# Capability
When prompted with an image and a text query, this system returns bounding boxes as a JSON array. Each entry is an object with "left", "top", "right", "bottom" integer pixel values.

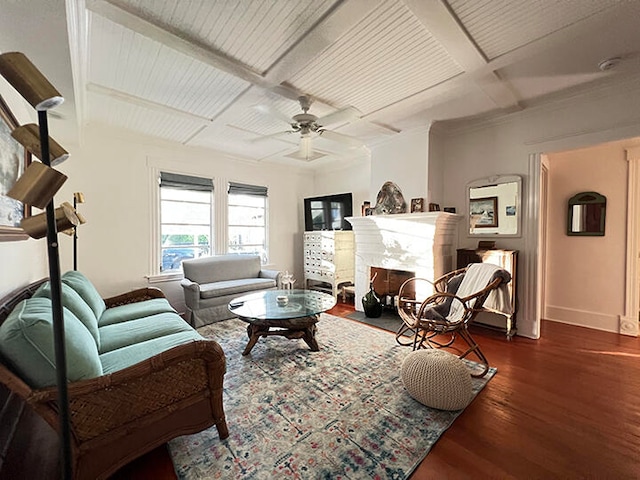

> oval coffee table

[{"left": 228, "top": 289, "right": 336, "bottom": 355}]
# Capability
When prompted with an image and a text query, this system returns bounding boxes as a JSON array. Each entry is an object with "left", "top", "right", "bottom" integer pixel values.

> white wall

[
  {"left": 433, "top": 72, "right": 640, "bottom": 339},
  {"left": 52, "top": 125, "right": 313, "bottom": 312},
  {"left": 369, "top": 127, "right": 429, "bottom": 206},
  {"left": 313, "top": 154, "right": 371, "bottom": 218}
]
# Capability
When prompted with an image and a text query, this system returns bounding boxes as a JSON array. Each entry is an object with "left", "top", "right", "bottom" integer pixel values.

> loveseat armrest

[
  {"left": 180, "top": 278, "right": 202, "bottom": 308},
  {"left": 103, "top": 287, "right": 166, "bottom": 308},
  {"left": 259, "top": 269, "right": 282, "bottom": 288},
  {"left": 28, "top": 340, "right": 228, "bottom": 477}
]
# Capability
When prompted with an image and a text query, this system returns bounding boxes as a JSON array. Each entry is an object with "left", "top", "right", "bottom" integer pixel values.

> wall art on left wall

[{"left": 0, "top": 94, "right": 30, "bottom": 241}]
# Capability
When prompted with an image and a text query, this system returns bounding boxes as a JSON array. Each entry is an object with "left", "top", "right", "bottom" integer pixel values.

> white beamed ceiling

[{"left": 2, "top": 0, "right": 639, "bottom": 168}]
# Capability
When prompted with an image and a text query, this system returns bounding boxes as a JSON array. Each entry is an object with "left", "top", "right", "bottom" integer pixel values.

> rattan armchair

[
  {"left": 396, "top": 263, "right": 511, "bottom": 377},
  {"left": 0, "top": 280, "right": 228, "bottom": 480}
]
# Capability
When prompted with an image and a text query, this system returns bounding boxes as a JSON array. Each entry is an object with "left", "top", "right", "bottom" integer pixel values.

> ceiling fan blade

[
  {"left": 318, "top": 129, "right": 364, "bottom": 148},
  {"left": 253, "top": 104, "right": 293, "bottom": 125},
  {"left": 249, "top": 130, "right": 294, "bottom": 143},
  {"left": 317, "top": 106, "right": 361, "bottom": 127}
]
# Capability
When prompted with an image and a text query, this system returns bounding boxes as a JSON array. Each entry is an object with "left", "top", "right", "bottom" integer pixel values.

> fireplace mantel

[{"left": 346, "top": 212, "right": 461, "bottom": 311}]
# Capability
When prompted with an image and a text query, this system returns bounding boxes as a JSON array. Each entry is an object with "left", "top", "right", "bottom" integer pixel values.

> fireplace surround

[{"left": 347, "top": 212, "right": 461, "bottom": 312}]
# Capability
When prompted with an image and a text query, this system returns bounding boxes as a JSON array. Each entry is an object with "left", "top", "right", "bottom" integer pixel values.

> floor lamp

[{"left": 0, "top": 52, "right": 74, "bottom": 480}]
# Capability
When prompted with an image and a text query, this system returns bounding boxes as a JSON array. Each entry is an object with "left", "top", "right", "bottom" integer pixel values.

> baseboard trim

[{"left": 545, "top": 305, "right": 619, "bottom": 333}]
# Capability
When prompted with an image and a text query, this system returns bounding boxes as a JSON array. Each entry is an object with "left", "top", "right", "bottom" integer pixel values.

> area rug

[
  {"left": 168, "top": 314, "right": 496, "bottom": 479},
  {"left": 346, "top": 309, "right": 406, "bottom": 336}
]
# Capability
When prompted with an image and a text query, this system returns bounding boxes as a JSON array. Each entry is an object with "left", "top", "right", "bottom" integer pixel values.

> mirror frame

[
  {"left": 567, "top": 191, "right": 606, "bottom": 236},
  {"left": 467, "top": 174, "right": 522, "bottom": 238}
]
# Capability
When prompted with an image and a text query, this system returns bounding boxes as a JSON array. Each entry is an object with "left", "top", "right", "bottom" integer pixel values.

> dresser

[
  {"left": 456, "top": 248, "right": 518, "bottom": 338},
  {"left": 304, "top": 231, "right": 354, "bottom": 297}
]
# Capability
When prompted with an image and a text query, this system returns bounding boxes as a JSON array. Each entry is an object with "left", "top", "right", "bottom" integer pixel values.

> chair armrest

[
  {"left": 259, "top": 269, "right": 282, "bottom": 288},
  {"left": 28, "top": 340, "right": 228, "bottom": 444},
  {"left": 103, "top": 287, "right": 166, "bottom": 308}
]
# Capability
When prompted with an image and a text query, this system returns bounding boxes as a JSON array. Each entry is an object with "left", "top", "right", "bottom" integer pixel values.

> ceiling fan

[{"left": 253, "top": 95, "right": 363, "bottom": 160}]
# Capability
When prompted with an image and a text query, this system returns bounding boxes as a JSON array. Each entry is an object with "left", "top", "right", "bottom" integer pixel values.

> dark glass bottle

[{"left": 362, "top": 281, "right": 383, "bottom": 318}]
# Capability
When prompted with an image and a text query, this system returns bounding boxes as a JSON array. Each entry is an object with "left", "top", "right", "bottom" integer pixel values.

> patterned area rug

[{"left": 168, "top": 314, "right": 496, "bottom": 479}]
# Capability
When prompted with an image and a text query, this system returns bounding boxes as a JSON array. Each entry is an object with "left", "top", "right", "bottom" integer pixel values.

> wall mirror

[
  {"left": 567, "top": 191, "right": 606, "bottom": 236},
  {"left": 467, "top": 175, "right": 522, "bottom": 237}
]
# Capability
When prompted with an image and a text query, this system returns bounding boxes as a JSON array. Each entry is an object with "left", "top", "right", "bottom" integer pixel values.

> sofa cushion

[
  {"left": 61, "top": 271, "right": 106, "bottom": 321},
  {"left": 200, "top": 278, "right": 276, "bottom": 299},
  {"left": 33, "top": 281, "right": 100, "bottom": 348},
  {"left": 99, "top": 330, "right": 204, "bottom": 374},
  {"left": 183, "top": 254, "right": 261, "bottom": 285},
  {"left": 0, "top": 298, "right": 103, "bottom": 388},
  {"left": 98, "top": 298, "right": 177, "bottom": 327},
  {"left": 98, "top": 312, "right": 193, "bottom": 353}
]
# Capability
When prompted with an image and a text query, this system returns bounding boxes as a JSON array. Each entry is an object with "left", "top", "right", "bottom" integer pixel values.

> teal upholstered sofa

[
  {"left": 181, "top": 254, "right": 282, "bottom": 327},
  {"left": 0, "top": 271, "right": 228, "bottom": 480}
]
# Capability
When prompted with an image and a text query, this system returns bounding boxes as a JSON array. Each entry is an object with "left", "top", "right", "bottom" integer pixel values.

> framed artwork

[
  {"left": 361, "top": 201, "right": 371, "bottom": 216},
  {"left": 428, "top": 203, "right": 440, "bottom": 212},
  {"left": 410, "top": 197, "right": 423, "bottom": 213},
  {"left": 0, "top": 95, "right": 30, "bottom": 241},
  {"left": 470, "top": 196, "right": 498, "bottom": 228}
]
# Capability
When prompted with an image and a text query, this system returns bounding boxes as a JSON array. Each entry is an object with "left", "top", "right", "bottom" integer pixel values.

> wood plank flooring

[{"left": 6, "top": 302, "right": 640, "bottom": 479}]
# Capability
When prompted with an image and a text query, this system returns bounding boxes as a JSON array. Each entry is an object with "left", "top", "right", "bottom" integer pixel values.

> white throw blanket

[{"left": 447, "top": 263, "right": 511, "bottom": 322}]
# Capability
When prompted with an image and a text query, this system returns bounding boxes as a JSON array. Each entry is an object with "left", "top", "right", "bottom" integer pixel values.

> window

[
  {"left": 227, "top": 182, "right": 268, "bottom": 263},
  {"left": 159, "top": 172, "right": 213, "bottom": 273}
]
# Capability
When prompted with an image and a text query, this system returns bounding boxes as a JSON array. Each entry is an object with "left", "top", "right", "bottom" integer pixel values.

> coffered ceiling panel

[
  {"left": 448, "top": 0, "right": 623, "bottom": 61},
  {"left": 112, "top": 0, "right": 338, "bottom": 74},
  {"left": 88, "top": 93, "right": 205, "bottom": 143},
  {"left": 89, "top": 14, "right": 249, "bottom": 119},
  {"left": 288, "top": 0, "right": 464, "bottom": 115}
]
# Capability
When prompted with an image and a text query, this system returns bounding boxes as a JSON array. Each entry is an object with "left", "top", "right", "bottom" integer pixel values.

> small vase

[{"left": 362, "top": 282, "right": 383, "bottom": 318}]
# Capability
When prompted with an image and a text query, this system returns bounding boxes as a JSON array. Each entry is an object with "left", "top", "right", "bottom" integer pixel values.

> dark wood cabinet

[{"left": 457, "top": 248, "right": 518, "bottom": 338}]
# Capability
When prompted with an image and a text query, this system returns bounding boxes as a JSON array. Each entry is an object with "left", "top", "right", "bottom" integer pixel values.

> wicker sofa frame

[{"left": 0, "top": 279, "right": 228, "bottom": 480}]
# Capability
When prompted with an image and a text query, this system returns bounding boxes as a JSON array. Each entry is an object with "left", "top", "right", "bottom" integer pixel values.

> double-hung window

[
  {"left": 159, "top": 172, "right": 213, "bottom": 273},
  {"left": 227, "top": 182, "right": 268, "bottom": 263}
]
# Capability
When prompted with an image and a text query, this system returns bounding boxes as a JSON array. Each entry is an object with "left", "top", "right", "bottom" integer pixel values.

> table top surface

[{"left": 228, "top": 289, "right": 336, "bottom": 321}]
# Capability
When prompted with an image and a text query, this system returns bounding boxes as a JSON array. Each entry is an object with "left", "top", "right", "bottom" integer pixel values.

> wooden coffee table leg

[
  {"left": 243, "top": 324, "right": 268, "bottom": 356},
  {"left": 302, "top": 324, "right": 319, "bottom": 352}
]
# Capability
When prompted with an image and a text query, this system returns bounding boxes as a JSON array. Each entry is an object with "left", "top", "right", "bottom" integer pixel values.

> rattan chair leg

[
  {"left": 395, "top": 323, "right": 417, "bottom": 346},
  {"left": 456, "top": 328, "right": 490, "bottom": 378}
]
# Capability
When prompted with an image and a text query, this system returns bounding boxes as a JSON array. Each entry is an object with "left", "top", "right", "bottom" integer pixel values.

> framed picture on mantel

[{"left": 410, "top": 198, "right": 423, "bottom": 213}]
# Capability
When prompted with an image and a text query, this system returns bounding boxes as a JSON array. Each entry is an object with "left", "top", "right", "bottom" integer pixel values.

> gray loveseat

[{"left": 181, "top": 254, "right": 282, "bottom": 327}]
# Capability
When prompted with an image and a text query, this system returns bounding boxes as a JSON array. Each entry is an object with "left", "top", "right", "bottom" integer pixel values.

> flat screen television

[{"left": 304, "top": 193, "right": 353, "bottom": 231}]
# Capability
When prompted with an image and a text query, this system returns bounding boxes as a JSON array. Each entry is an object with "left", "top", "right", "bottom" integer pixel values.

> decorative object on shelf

[
  {"left": 364, "top": 207, "right": 374, "bottom": 216},
  {"left": 362, "top": 272, "right": 383, "bottom": 318},
  {"left": 469, "top": 196, "right": 498, "bottom": 228},
  {"left": 478, "top": 240, "right": 496, "bottom": 249},
  {"left": 428, "top": 202, "right": 440, "bottom": 212},
  {"left": 373, "top": 181, "right": 407, "bottom": 214},
  {"left": 567, "top": 191, "right": 606, "bottom": 236},
  {"left": 0, "top": 51, "right": 73, "bottom": 479},
  {"left": 444, "top": 207, "right": 456, "bottom": 213},
  {"left": 281, "top": 271, "right": 295, "bottom": 290},
  {"left": 0, "top": 94, "right": 30, "bottom": 240},
  {"left": 361, "top": 201, "right": 370, "bottom": 216},
  {"left": 410, "top": 197, "right": 423, "bottom": 213}
]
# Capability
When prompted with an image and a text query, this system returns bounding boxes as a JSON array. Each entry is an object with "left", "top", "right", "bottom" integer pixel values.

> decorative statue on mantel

[{"left": 373, "top": 181, "right": 407, "bottom": 214}]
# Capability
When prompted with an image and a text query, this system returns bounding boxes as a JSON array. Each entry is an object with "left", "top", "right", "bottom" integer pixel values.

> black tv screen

[{"left": 304, "top": 193, "right": 353, "bottom": 231}]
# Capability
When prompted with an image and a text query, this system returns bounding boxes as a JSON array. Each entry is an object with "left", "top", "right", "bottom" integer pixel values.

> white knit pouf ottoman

[{"left": 401, "top": 349, "right": 473, "bottom": 411}]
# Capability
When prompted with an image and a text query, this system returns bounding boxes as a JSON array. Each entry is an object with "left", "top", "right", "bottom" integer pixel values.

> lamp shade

[
  {"left": 11, "top": 124, "right": 69, "bottom": 166},
  {"left": 20, "top": 202, "right": 79, "bottom": 239},
  {"left": 7, "top": 161, "right": 67, "bottom": 209},
  {"left": 0, "top": 52, "right": 64, "bottom": 111}
]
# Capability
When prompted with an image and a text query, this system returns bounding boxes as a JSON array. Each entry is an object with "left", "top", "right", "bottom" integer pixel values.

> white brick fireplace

[{"left": 346, "top": 212, "right": 461, "bottom": 311}]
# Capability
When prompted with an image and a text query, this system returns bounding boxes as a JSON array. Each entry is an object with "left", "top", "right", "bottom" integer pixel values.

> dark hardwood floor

[{"left": 6, "top": 301, "right": 640, "bottom": 479}]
